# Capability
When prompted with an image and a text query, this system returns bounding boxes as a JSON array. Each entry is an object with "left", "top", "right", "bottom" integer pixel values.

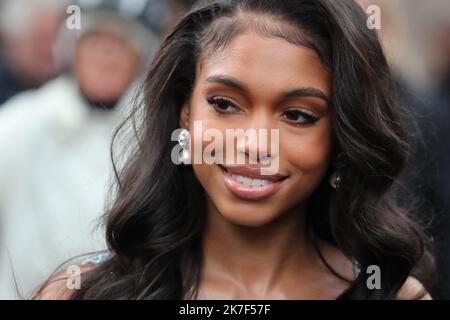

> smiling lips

[{"left": 219, "top": 165, "right": 288, "bottom": 201}]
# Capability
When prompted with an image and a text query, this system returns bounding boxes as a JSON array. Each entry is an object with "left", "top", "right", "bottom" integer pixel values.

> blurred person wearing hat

[{"left": 0, "top": 0, "right": 175, "bottom": 299}]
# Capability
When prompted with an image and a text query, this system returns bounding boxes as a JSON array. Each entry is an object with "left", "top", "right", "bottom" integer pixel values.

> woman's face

[{"left": 180, "top": 31, "right": 333, "bottom": 227}]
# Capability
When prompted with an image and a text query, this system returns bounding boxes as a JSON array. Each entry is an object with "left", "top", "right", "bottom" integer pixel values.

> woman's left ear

[{"left": 179, "top": 103, "right": 190, "bottom": 129}]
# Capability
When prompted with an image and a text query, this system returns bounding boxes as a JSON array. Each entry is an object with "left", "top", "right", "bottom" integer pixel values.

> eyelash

[
  {"left": 281, "top": 109, "right": 319, "bottom": 125},
  {"left": 207, "top": 96, "right": 320, "bottom": 125},
  {"left": 207, "top": 97, "right": 240, "bottom": 114}
]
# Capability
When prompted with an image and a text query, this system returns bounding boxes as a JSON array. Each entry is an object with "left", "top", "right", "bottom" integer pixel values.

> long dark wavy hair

[{"left": 65, "top": 0, "right": 434, "bottom": 299}]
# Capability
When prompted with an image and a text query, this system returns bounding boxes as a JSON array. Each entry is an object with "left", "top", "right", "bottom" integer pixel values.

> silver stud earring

[
  {"left": 330, "top": 152, "right": 347, "bottom": 189},
  {"left": 178, "top": 129, "right": 191, "bottom": 165},
  {"left": 329, "top": 171, "right": 341, "bottom": 189}
]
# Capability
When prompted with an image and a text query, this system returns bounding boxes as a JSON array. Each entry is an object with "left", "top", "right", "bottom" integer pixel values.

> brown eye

[
  {"left": 281, "top": 109, "right": 319, "bottom": 125},
  {"left": 207, "top": 97, "right": 240, "bottom": 113}
]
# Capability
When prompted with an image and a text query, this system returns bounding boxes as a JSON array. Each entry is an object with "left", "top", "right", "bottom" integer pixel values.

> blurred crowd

[
  {"left": 0, "top": 0, "right": 448, "bottom": 299},
  {"left": 357, "top": 0, "right": 450, "bottom": 298},
  {"left": 0, "top": 0, "right": 196, "bottom": 299}
]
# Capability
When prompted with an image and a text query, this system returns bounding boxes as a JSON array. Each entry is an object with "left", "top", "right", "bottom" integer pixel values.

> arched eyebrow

[
  {"left": 205, "top": 75, "right": 249, "bottom": 92},
  {"left": 205, "top": 74, "right": 330, "bottom": 104},
  {"left": 283, "top": 87, "right": 330, "bottom": 104}
]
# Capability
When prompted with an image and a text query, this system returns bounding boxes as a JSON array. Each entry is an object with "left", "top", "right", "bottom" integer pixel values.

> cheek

[
  {"left": 281, "top": 121, "right": 333, "bottom": 176},
  {"left": 188, "top": 98, "right": 232, "bottom": 158},
  {"left": 187, "top": 104, "right": 225, "bottom": 187}
]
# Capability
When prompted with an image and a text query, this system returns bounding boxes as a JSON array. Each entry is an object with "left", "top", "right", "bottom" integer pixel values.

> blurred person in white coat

[{"left": 0, "top": 0, "right": 172, "bottom": 299}]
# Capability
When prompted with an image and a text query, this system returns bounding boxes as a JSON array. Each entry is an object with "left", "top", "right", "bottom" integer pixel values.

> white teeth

[{"left": 232, "top": 174, "right": 271, "bottom": 188}]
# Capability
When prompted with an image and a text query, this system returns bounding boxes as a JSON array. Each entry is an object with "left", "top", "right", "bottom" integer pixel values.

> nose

[{"left": 235, "top": 111, "right": 277, "bottom": 165}]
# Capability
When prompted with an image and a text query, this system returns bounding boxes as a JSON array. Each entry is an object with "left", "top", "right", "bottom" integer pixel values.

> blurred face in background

[
  {"left": 74, "top": 32, "right": 140, "bottom": 105},
  {"left": 2, "top": 12, "right": 61, "bottom": 87}
]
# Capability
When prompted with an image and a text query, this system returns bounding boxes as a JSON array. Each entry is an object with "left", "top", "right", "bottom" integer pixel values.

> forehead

[{"left": 197, "top": 31, "right": 331, "bottom": 97}]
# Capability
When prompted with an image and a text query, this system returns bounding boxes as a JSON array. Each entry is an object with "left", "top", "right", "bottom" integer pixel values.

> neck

[{"left": 201, "top": 197, "right": 315, "bottom": 296}]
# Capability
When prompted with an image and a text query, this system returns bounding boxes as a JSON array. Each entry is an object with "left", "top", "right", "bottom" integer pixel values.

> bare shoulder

[
  {"left": 32, "top": 264, "right": 95, "bottom": 300},
  {"left": 397, "top": 276, "right": 432, "bottom": 300},
  {"left": 315, "top": 241, "right": 432, "bottom": 300},
  {"left": 33, "top": 251, "right": 111, "bottom": 300}
]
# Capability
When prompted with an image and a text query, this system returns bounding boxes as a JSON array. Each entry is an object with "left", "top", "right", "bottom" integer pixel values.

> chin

[{"left": 213, "top": 200, "right": 283, "bottom": 228}]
